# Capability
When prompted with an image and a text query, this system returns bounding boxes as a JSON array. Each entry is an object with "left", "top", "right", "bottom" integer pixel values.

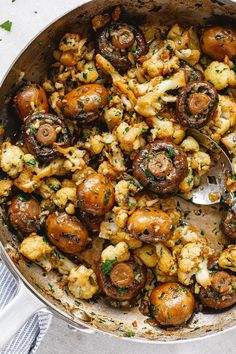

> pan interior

[{"left": 1, "top": 0, "right": 236, "bottom": 342}]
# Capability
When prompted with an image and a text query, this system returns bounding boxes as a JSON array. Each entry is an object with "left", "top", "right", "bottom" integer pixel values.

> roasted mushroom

[
  {"left": 97, "top": 22, "right": 147, "bottom": 72},
  {"left": 127, "top": 207, "right": 173, "bottom": 243},
  {"left": 79, "top": 211, "right": 103, "bottom": 235},
  {"left": 177, "top": 81, "right": 218, "bottom": 128},
  {"left": 133, "top": 141, "right": 188, "bottom": 194},
  {"left": 97, "top": 257, "right": 147, "bottom": 300},
  {"left": 46, "top": 212, "right": 89, "bottom": 254},
  {"left": 201, "top": 26, "right": 236, "bottom": 61},
  {"left": 180, "top": 61, "right": 204, "bottom": 83},
  {"left": 13, "top": 84, "right": 48, "bottom": 121},
  {"left": 23, "top": 113, "right": 71, "bottom": 161},
  {"left": 8, "top": 195, "right": 40, "bottom": 235},
  {"left": 199, "top": 271, "right": 236, "bottom": 309},
  {"left": 221, "top": 209, "right": 236, "bottom": 240},
  {"left": 77, "top": 173, "right": 115, "bottom": 216},
  {"left": 62, "top": 84, "right": 108, "bottom": 123},
  {"left": 150, "top": 283, "right": 195, "bottom": 326}
]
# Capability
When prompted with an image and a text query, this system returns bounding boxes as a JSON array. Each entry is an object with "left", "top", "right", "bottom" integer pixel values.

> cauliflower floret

[
  {"left": 50, "top": 249, "right": 75, "bottom": 275},
  {"left": 53, "top": 187, "right": 77, "bottom": 209},
  {"left": 35, "top": 158, "right": 69, "bottom": 180},
  {"left": 135, "top": 245, "right": 158, "bottom": 267},
  {"left": 68, "top": 265, "right": 98, "bottom": 300},
  {"left": 38, "top": 177, "right": 61, "bottom": 199},
  {"left": 181, "top": 136, "right": 199, "bottom": 152},
  {"left": 178, "top": 165, "right": 194, "bottom": 194},
  {"left": 191, "top": 151, "right": 211, "bottom": 176},
  {"left": 59, "top": 33, "right": 80, "bottom": 51},
  {"left": 155, "top": 243, "right": 177, "bottom": 278},
  {"left": 205, "top": 61, "right": 236, "bottom": 90},
  {"left": 114, "top": 180, "right": 138, "bottom": 209},
  {"left": 14, "top": 169, "right": 41, "bottom": 193},
  {"left": 20, "top": 233, "right": 53, "bottom": 261},
  {"left": 0, "top": 178, "right": 13, "bottom": 199},
  {"left": 104, "top": 107, "right": 123, "bottom": 130},
  {"left": 149, "top": 117, "right": 174, "bottom": 140},
  {"left": 218, "top": 245, "right": 236, "bottom": 272},
  {"left": 167, "top": 225, "right": 199, "bottom": 248},
  {"left": 103, "top": 138, "right": 126, "bottom": 172},
  {"left": 221, "top": 131, "right": 236, "bottom": 155},
  {"left": 177, "top": 241, "right": 212, "bottom": 287},
  {"left": 101, "top": 241, "right": 130, "bottom": 262},
  {"left": 116, "top": 122, "right": 148, "bottom": 152},
  {"left": 56, "top": 146, "right": 87, "bottom": 172},
  {"left": 98, "top": 161, "right": 118, "bottom": 179},
  {"left": 77, "top": 61, "right": 99, "bottom": 83},
  {"left": 0, "top": 142, "right": 24, "bottom": 178},
  {"left": 85, "top": 134, "right": 104, "bottom": 155}
]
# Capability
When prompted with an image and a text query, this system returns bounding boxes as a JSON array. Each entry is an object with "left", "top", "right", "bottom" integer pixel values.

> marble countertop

[{"left": 0, "top": 0, "right": 235, "bottom": 353}]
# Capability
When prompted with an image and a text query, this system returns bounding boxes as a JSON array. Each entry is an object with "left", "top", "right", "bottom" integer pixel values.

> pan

[{"left": 1, "top": 0, "right": 236, "bottom": 348}]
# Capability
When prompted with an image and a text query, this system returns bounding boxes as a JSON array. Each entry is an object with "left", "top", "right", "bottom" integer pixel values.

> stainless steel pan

[{"left": 1, "top": 0, "right": 236, "bottom": 348}]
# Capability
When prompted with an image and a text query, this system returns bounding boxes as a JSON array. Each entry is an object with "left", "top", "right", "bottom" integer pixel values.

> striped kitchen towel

[{"left": 0, "top": 259, "right": 52, "bottom": 354}]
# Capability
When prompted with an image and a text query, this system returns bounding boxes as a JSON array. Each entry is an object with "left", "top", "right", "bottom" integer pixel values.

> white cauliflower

[
  {"left": 77, "top": 61, "right": 99, "bottom": 83},
  {"left": 68, "top": 265, "right": 98, "bottom": 300},
  {"left": 177, "top": 240, "right": 212, "bottom": 287},
  {"left": 168, "top": 225, "right": 199, "bottom": 248},
  {"left": 221, "top": 131, "right": 236, "bottom": 155},
  {"left": 155, "top": 243, "right": 177, "bottom": 280},
  {"left": 101, "top": 241, "right": 130, "bottom": 262},
  {"left": 0, "top": 179, "right": 13, "bottom": 199},
  {"left": 218, "top": 245, "right": 236, "bottom": 272},
  {"left": 56, "top": 146, "right": 87, "bottom": 172},
  {"left": 14, "top": 169, "right": 41, "bottom": 193},
  {"left": 104, "top": 107, "right": 123, "bottom": 129},
  {"left": 103, "top": 136, "right": 126, "bottom": 172},
  {"left": 0, "top": 142, "right": 24, "bottom": 178},
  {"left": 205, "top": 61, "right": 236, "bottom": 90},
  {"left": 116, "top": 122, "right": 148, "bottom": 152},
  {"left": 191, "top": 151, "right": 211, "bottom": 177},
  {"left": 53, "top": 187, "right": 77, "bottom": 209},
  {"left": 135, "top": 245, "right": 158, "bottom": 267},
  {"left": 50, "top": 249, "right": 76, "bottom": 275},
  {"left": 38, "top": 177, "right": 61, "bottom": 199},
  {"left": 20, "top": 234, "right": 53, "bottom": 261},
  {"left": 114, "top": 180, "right": 138, "bottom": 209},
  {"left": 181, "top": 136, "right": 199, "bottom": 152}
]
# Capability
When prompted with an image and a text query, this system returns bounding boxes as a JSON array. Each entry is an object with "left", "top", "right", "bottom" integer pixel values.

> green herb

[
  {"left": 141, "top": 128, "right": 147, "bottom": 134},
  {"left": 118, "top": 288, "right": 127, "bottom": 296},
  {"left": 200, "top": 230, "right": 205, "bottom": 236},
  {"left": 0, "top": 20, "right": 12, "bottom": 32},
  {"left": 104, "top": 188, "right": 111, "bottom": 206},
  {"left": 100, "top": 259, "right": 116, "bottom": 275},
  {"left": 166, "top": 36, "right": 172, "bottom": 40},
  {"left": 37, "top": 40, "right": 44, "bottom": 46},
  {"left": 77, "top": 199, "right": 83, "bottom": 207},
  {"left": 48, "top": 283, "right": 55, "bottom": 293},
  {"left": 142, "top": 167, "right": 155, "bottom": 180},
  {"left": 48, "top": 183, "right": 60, "bottom": 192},
  {"left": 129, "top": 111, "right": 135, "bottom": 116},
  {"left": 124, "top": 127, "right": 129, "bottom": 133},
  {"left": 181, "top": 286, "right": 188, "bottom": 294},
  {"left": 17, "top": 194, "right": 26, "bottom": 202},
  {"left": 27, "top": 158, "right": 36, "bottom": 167},
  {"left": 83, "top": 72, "right": 88, "bottom": 80},
  {"left": 146, "top": 251, "right": 154, "bottom": 256},
  {"left": 75, "top": 299, "right": 81, "bottom": 305},
  {"left": 29, "top": 125, "right": 37, "bottom": 135},
  {"left": 126, "top": 330, "right": 135, "bottom": 337},
  {"left": 43, "top": 236, "right": 49, "bottom": 244},
  {"left": 166, "top": 44, "right": 172, "bottom": 51},
  {"left": 166, "top": 148, "right": 175, "bottom": 159}
]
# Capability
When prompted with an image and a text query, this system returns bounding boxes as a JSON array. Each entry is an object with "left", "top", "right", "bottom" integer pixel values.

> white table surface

[{"left": 0, "top": 0, "right": 236, "bottom": 353}]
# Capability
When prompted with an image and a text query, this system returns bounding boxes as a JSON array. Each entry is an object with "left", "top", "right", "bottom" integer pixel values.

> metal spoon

[{"left": 187, "top": 128, "right": 236, "bottom": 212}]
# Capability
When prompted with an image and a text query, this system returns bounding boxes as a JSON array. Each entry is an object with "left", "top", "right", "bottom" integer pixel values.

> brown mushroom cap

[
  {"left": 46, "top": 212, "right": 89, "bottom": 254},
  {"left": 62, "top": 84, "right": 108, "bottom": 123},
  {"left": 8, "top": 195, "right": 40, "bottom": 235},
  {"left": 177, "top": 81, "right": 218, "bottom": 128},
  {"left": 127, "top": 207, "right": 173, "bottom": 243},
  {"left": 133, "top": 141, "right": 188, "bottom": 194},
  {"left": 13, "top": 84, "right": 49, "bottom": 121},
  {"left": 23, "top": 113, "right": 71, "bottom": 162},
  {"left": 221, "top": 209, "right": 236, "bottom": 240},
  {"left": 150, "top": 283, "right": 195, "bottom": 326},
  {"left": 97, "top": 22, "right": 147, "bottom": 72},
  {"left": 97, "top": 257, "right": 147, "bottom": 301},
  {"left": 201, "top": 26, "right": 236, "bottom": 61},
  {"left": 77, "top": 173, "right": 115, "bottom": 216},
  {"left": 199, "top": 271, "right": 236, "bottom": 309}
]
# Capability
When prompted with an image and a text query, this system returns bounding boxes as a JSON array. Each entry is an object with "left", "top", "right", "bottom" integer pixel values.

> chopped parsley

[
  {"left": 100, "top": 259, "right": 116, "bottom": 275},
  {"left": 48, "top": 183, "right": 60, "bottom": 192},
  {"left": 166, "top": 148, "right": 175, "bottom": 159},
  {"left": 83, "top": 72, "right": 88, "bottom": 80},
  {"left": 27, "top": 158, "right": 36, "bottom": 167},
  {"left": 43, "top": 236, "right": 50, "bottom": 244},
  {"left": 48, "top": 283, "right": 55, "bottom": 293},
  {"left": 104, "top": 188, "right": 111, "bottom": 206},
  {"left": 17, "top": 194, "right": 26, "bottom": 202},
  {"left": 0, "top": 20, "right": 12, "bottom": 32},
  {"left": 37, "top": 40, "right": 44, "bottom": 46}
]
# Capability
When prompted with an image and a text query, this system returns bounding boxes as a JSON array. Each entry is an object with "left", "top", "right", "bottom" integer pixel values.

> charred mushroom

[
  {"left": 77, "top": 173, "right": 115, "bottom": 216},
  {"left": 201, "top": 26, "right": 236, "bottom": 61},
  {"left": 97, "top": 257, "right": 147, "bottom": 300},
  {"left": 177, "top": 81, "right": 218, "bottom": 128},
  {"left": 180, "top": 61, "right": 204, "bottom": 83},
  {"left": 97, "top": 22, "right": 147, "bottom": 72},
  {"left": 133, "top": 141, "right": 188, "bottom": 194},
  {"left": 46, "top": 212, "right": 89, "bottom": 254},
  {"left": 13, "top": 84, "right": 49, "bottom": 121},
  {"left": 8, "top": 195, "right": 40, "bottom": 235},
  {"left": 199, "top": 271, "right": 236, "bottom": 309},
  {"left": 150, "top": 283, "right": 195, "bottom": 326},
  {"left": 23, "top": 113, "right": 71, "bottom": 161},
  {"left": 127, "top": 207, "right": 173, "bottom": 243},
  {"left": 62, "top": 84, "right": 108, "bottom": 123},
  {"left": 79, "top": 211, "right": 103, "bottom": 235},
  {"left": 221, "top": 209, "right": 236, "bottom": 240}
]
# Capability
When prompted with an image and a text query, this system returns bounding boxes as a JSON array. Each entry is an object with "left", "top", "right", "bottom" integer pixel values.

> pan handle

[{"left": 0, "top": 279, "right": 47, "bottom": 349}]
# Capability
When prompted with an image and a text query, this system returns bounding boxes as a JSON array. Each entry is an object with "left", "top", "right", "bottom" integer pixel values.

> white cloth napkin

[{"left": 0, "top": 259, "right": 52, "bottom": 354}]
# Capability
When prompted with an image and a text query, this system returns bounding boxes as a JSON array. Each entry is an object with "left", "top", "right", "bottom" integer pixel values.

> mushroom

[
  {"left": 127, "top": 207, "right": 173, "bottom": 243},
  {"left": 180, "top": 61, "right": 204, "bottom": 83},
  {"left": 201, "top": 26, "right": 236, "bottom": 61},
  {"left": 46, "top": 212, "right": 89, "bottom": 254},
  {"left": 199, "top": 271, "right": 236, "bottom": 309},
  {"left": 177, "top": 81, "right": 218, "bottom": 128},
  {"left": 221, "top": 209, "right": 236, "bottom": 240},
  {"left": 96, "top": 257, "right": 147, "bottom": 300},
  {"left": 13, "top": 84, "right": 49, "bottom": 121},
  {"left": 79, "top": 211, "right": 103, "bottom": 235},
  {"left": 133, "top": 141, "right": 188, "bottom": 194},
  {"left": 77, "top": 173, "right": 115, "bottom": 216},
  {"left": 97, "top": 22, "right": 147, "bottom": 72},
  {"left": 23, "top": 113, "right": 71, "bottom": 162},
  {"left": 8, "top": 195, "right": 40, "bottom": 235},
  {"left": 150, "top": 282, "right": 195, "bottom": 326},
  {"left": 62, "top": 84, "right": 108, "bottom": 123}
]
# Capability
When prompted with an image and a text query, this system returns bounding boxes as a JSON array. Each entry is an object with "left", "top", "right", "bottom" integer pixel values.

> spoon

[{"left": 187, "top": 128, "right": 236, "bottom": 212}]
